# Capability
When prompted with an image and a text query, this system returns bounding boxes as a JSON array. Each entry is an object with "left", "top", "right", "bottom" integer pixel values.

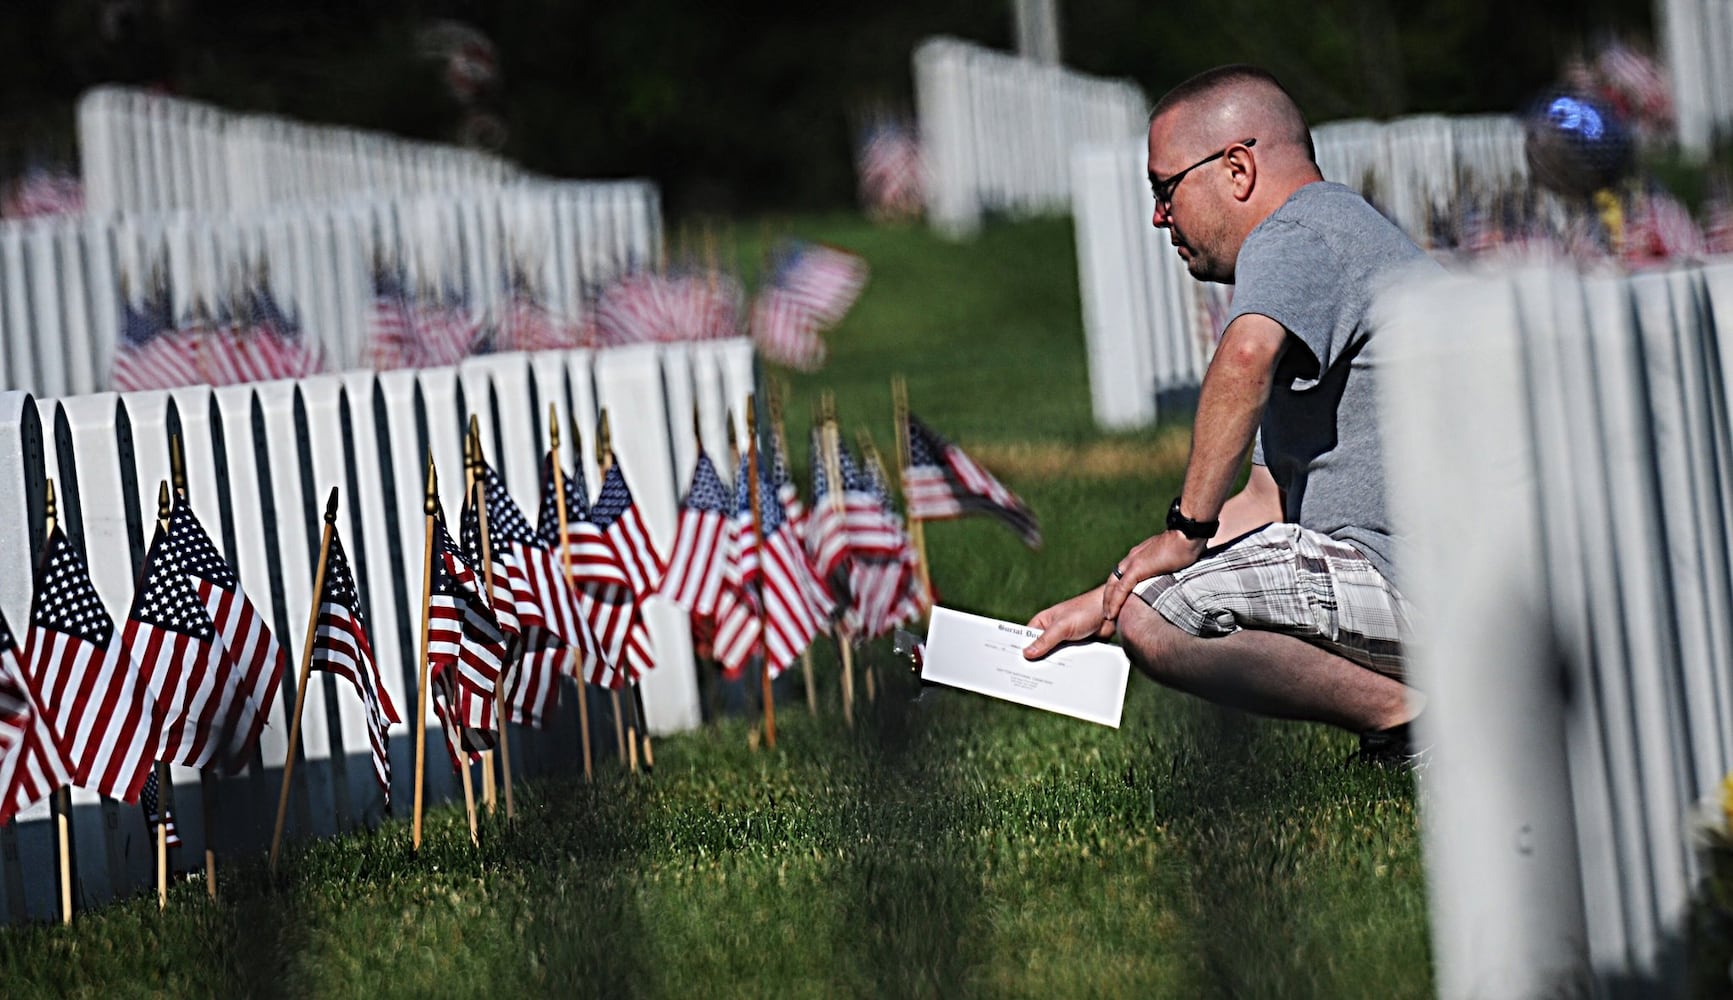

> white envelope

[{"left": 921, "top": 606, "right": 1131, "bottom": 728}]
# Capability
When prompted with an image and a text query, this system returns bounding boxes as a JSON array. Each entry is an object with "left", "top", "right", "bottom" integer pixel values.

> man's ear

[{"left": 1227, "top": 144, "right": 1257, "bottom": 203}]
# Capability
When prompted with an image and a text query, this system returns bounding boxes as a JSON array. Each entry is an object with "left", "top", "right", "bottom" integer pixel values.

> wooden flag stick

[
  {"left": 891, "top": 376, "right": 932, "bottom": 614},
  {"left": 44, "top": 482, "right": 73, "bottom": 925},
  {"left": 460, "top": 750, "right": 478, "bottom": 846},
  {"left": 467, "top": 423, "right": 513, "bottom": 819},
  {"left": 746, "top": 396, "right": 776, "bottom": 749},
  {"left": 269, "top": 487, "right": 339, "bottom": 875},
  {"left": 598, "top": 412, "right": 643, "bottom": 774},
  {"left": 550, "top": 408, "right": 593, "bottom": 782},
  {"left": 820, "top": 396, "right": 854, "bottom": 728},
  {"left": 412, "top": 455, "right": 437, "bottom": 852},
  {"left": 154, "top": 483, "right": 172, "bottom": 912},
  {"left": 169, "top": 434, "right": 219, "bottom": 901}
]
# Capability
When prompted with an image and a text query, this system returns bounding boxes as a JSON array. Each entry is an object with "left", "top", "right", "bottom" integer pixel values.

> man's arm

[{"left": 1098, "top": 312, "right": 1288, "bottom": 620}]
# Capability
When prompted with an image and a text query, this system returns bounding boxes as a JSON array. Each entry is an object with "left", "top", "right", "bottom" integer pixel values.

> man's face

[{"left": 1147, "top": 115, "right": 1235, "bottom": 283}]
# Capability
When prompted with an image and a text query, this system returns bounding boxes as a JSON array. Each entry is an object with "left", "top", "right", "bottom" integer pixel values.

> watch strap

[{"left": 1166, "top": 496, "right": 1219, "bottom": 540}]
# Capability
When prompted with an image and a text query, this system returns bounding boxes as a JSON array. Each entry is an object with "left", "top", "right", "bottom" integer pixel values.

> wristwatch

[{"left": 1165, "top": 496, "right": 1219, "bottom": 541}]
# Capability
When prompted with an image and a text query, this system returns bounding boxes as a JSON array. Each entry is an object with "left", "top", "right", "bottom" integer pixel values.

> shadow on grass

[
  {"left": 836, "top": 649, "right": 983, "bottom": 998},
  {"left": 1144, "top": 705, "right": 1430, "bottom": 1000}
]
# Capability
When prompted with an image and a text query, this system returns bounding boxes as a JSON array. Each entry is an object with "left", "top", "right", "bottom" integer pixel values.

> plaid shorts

[{"left": 1131, "top": 522, "right": 1412, "bottom": 679}]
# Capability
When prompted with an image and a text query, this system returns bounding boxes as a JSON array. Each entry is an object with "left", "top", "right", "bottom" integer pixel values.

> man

[{"left": 1023, "top": 65, "right": 1437, "bottom": 762}]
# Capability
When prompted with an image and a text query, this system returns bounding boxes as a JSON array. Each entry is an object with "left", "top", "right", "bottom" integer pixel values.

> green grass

[{"left": 0, "top": 215, "right": 1429, "bottom": 998}]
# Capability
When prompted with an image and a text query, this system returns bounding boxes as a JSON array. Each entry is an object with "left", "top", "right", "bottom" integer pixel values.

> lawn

[{"left": 0, "top": 214, "right": 1431, "bottom": 998}]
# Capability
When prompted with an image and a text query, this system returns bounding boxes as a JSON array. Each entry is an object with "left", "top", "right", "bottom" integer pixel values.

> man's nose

[{"left": 1151, "top": 200, "right": 1171, "bottom": 228}]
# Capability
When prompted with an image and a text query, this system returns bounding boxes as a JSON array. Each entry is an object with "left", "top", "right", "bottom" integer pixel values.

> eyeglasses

[{"left": 1149, "top": 138, "right": 1257, "bottom": 210}]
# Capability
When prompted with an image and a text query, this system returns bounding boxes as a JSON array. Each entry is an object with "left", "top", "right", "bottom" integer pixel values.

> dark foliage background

[{"left": 0, "top": 0, "right": 1654, "bottom": 218}]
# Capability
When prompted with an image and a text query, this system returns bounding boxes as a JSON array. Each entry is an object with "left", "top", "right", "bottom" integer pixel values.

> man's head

[{"left": 1146, "top": 66, "right": 1321, "bottom": 283}]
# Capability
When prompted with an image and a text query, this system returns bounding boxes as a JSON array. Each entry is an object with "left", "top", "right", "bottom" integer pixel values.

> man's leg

[{"left": 1115, "top": 597, "right": 1417, "bottom": 733}]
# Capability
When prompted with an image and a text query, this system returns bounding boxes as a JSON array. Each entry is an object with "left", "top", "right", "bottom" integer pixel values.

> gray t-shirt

[{"left": 1227, "top": 181, "right": 1438, "bottom": 584}]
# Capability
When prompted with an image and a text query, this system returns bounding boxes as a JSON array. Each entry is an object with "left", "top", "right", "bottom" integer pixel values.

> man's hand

[
  {"left": 1023, "top": 586, "right": 1114, "bottom": 660},
  {"left": 1100, "top": 530, "right": 1207, "bottom": 621}
]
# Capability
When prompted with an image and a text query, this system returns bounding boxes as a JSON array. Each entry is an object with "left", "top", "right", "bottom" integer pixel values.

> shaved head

[
  {"left": 1145, "top": 65, "right": 1322, "bottom": 283},
  {"left": 1149, "top": 65, "right": 1315, "bottom": 166}
]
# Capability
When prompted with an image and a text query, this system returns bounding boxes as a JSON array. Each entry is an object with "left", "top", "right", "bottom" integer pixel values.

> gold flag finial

[
  {"left": 424, "top": 452, "right": 439, "bottom": 516},
  {"left": 324, "top": 487, "right": 340, "bottom": 524},
  {"left": 169, "top": 432, "right": 186, "bottom": 494},
  {"left": 597, "top": 409, "right": 613, "bottom": 468},
  {"left": 157, "top": 481, "right": 171, "bottom": 521},
  {"left": 45, "top": 479, "right": 57, "bottom": 524},
  {"left": 549, "top": 405, "right": 561, "bottom": 451}
]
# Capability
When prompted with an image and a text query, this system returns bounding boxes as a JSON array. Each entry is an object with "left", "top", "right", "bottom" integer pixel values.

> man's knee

[{"left": 1117, "top": 598, "right": 1189, "bottom": 683}]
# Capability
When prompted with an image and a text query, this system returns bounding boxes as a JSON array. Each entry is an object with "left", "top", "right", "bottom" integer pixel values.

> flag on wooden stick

[
  {"left": 426, "top": 510, "right": 505, "bottom": 766},
  {"left": 309, "top": 528, "right": 400, "bottom": 802},
  {"left": 0, "top": 608, "right": 70, "bottom": 826},
  {"left": 902, "top": 413, "right": 1041, "bottom": 548},
  {"left": 163, "top": 495, "right": 286, "bottom": 772},
  {"left": 658, "top": 450, "right": 731, "bottom": 620},
  {"left": 24, "top": 526, "right": 157, "bottom": 802}
]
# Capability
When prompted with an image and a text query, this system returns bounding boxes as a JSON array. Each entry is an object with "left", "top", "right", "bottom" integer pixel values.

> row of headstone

[
  {"left": 1310, "top": 115, "right": 1532, "bottom": 241},
  {"left": 1380, "top": 258, "right": 1733, "bottom": 997},
  {"left": 78, "top": 87, "right": 523, "bottom": 217},
  {"left": 912, "top": 37, "right": 1148, "bottom": 239},
  {"left": 0, "top": 337, "right": 756, "bottom": 922},
  {"left": 1659, "top": 0, "right": 1733, "bottom": 157},
  {"left": 1071, "top": 114, "right": 1533, "bottom": 430},
  {"left": 0, "top": 181, "right": 663, "bottom": 400}
]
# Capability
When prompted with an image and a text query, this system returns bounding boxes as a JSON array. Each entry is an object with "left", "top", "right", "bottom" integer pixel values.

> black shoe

[{"left": 1349, "top": 721, "right": 1431, "bottom": 771}]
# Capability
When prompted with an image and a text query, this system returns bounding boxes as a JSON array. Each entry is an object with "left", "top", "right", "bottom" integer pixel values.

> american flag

[
  {"left": 768, "top": 429, "right": 806, "bottom": 542},
  {"left": 580, "top": 464, "right": 661, "bottom": 688},
  {"left": 459, "top": 488, "right": 522, "bottom": 642},
  {"left": 713, "top": 454, "right": 830, "bottom": 679},
  {"left": 808, "top": 430, "right": 924, "bottom": 638},
  {"left": 807, "top": 429, "right": 907, "bottom": 583},
  {"left": 751, "top": 287, "right": 826, "bottom": 371},
  {"left": 474, "top": 458, "right": 605, "bottom": 728},
  {"left": 592, "top": 270, "right": 670, "bottom": 347},
  {"left": 309, "top": 528, "right": 399, "bottom": 802},
  {"left": 0, "top": 608, "right": 70, "bottom": 826},
  {"left": 426, "top": 510, "right": 506, "bottom": 767},
  {"left": 764, "top": 240, "right": 868, "bottom": 328},
  {"left": 902, "top": 413, "right": 1041, "bottom": 548},
  {"left": 0, "top": 166, "right": 83, "bottom": 220},
  {"left": 1704, "top": 186, "right": 1733, "bottom": 255},
  {"left": 856, "top": 120, "right": 924, "bottom": 222},
  {"left": 367, "top": 268, "right": 418, "bottom": 371},
  {"left": 415, "top": 288, "right": 483, "bottom": 369},
  {"left": 534, "top": 454, "right": 636, "bottom": 690},
  {"left": 165, "top": 496, "right": 285, "bottom": 772},
  {"left": 493, "top": 279, "right": 580, "bottom": 355},
  {"left": 1622, "top": 186, "right": 1707, "bottom": 266},
  {"left": 664, "top": 271, "right": 745, "bottom": 342},
  {"left": 591, "top": 465, "right": 665, "bottom": 602},
  {"left": 26, "top": 527, "right": 158, "bottom": 803},
  {"left": 844, "top": 445, "right": 927, "bottom": 639},
  {"left": 139, "top": 769, "right": 181, "bottom": 848},
  {"left": 111, "top": 290, "right": 201, "bottom": 393},
  {"left": 658, "top": 450, "right": 731, "bottom": 620},
  {"left": 128, "top": 515, "right": 234, "bottom": 772},
  {"left": 197, "top": 287, "right": 325, "bottom": 387}
]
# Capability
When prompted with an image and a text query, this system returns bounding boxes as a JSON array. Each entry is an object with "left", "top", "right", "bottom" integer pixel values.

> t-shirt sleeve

[{"left": 1222, "top": 220, "right": 1349, "bottom": 388}]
